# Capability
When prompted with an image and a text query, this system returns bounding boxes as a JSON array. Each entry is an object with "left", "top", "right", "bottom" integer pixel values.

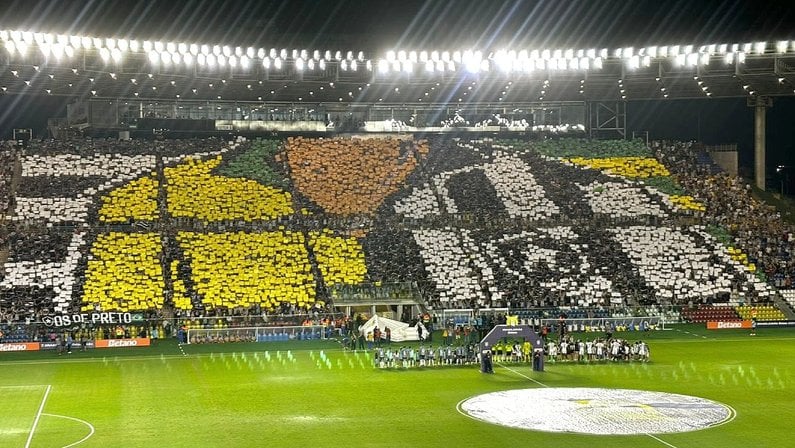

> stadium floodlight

[
  {"left": 324, "top": 50, "right": 331, "bottom": 60},
  {"left": 268, "top": 48, "right": 276, "bottom": 59},
  {"left": 129, "top": 40, "right": 140, "bottom": 52},
  {"left": 206, "top": 54, "right": 216, "bottom": 66},
  {"left": 366, "top": 60, "right": 372, "bottom": 70},
  {"left": 593, "top": 57, "right": 603, "bottom": 69},
  {"left": 541, "top": 49, "right": 551, "bottom": 60},
  {"left": 340, "top": 59, "right": 347, "bottom": 70},
  {"left": 754, "top": 42, "right": 766, "bottom": 54},
  {"left": 228, "top": 55, "right": 236, "bottom": 67},
  {"left": 93, "top": 37, "right": 103, "bottom": 49},
  {"left": 143, "top": 40, "right": 152, "bottom": 51},
  {"left": 742, "top": 42, "right": 752, "bottom": 53},
  {"left": 311, "top": 49, "right": 319, "bottom": 60},
  {"left": 425, "top": 60, "right": 434, "bottom": 72},
  {"left": 211, "top": 45, "right": 221, "bottom": 55},
  {"left": 160, "top": 51, "right": 171, "bottom": 64},
  {"left": 717, "top": 43, "right": 727, "bottom": 54},
  {"left": 700, "top": 53, "right": 710, "bottom": 65},
  {"left": 235, "top": 47, "right": 243, "bottom": 57},
  {"left": 402, "top": 60, "right": 413, "bottom": 72},
  {"left": 175, "top": 42, "right": 186, "bottom": 54},
  {"left": 431, "top": 50, "right": 439, "bottom": 61},
  {"left": 148, "top": 50, "right": 159, "bottom": 64},
  {"left": 648, "top": 46, "right": 657, "bottom": 57},
  {"left": 291, "top": 49, "right": 298, "bottom": 59},
  {"left": 217, "top": 54, "right": 226, "bottom": 66},
  {"left": 724, "top": 52, "right": 734, "bottom": 64},
  {"left": 69, "top": 35, "right": 80, "bottom": 48},
  {"left": 738, "top": 51, "right": 746, "bottom": 63},
  {"left": 777, "top": 40, "right": 789, "bottom": 53},
  {"left": 262, "top": 57, "right": 270, "bottom": 69},
  {"left": 257, "top": 48, "right": 265, "bottom": 59},
  {"left": 377, "top": 59, "right": 388, "bottom": 73},
  {"left": 320, "top": 58, "right": 327, "bottom": 70},
  {"left": 172, "top": 52, "right": 181, "bottom": 64},
  {"left": 184, "top": 53, "right": 193, "bottom": 65},
  {"left": 118, "top": 39, "right": 129, "bottom": 51},
  {"left": 351, "top": 60, "right": 358, "bottom": 71},
  {"left": 419, "top": 50, "right": 428, "bottom": 62},
  {"left": 22, "top": 31, "right": 33, "bottom": 44},
  {"left": 273, "top": 57, "right": 282, "bottom": 69},
  {"left": 197, "top": 53, "right": 206, "bottom": 65},
  {"left": 442, "top": 51, "right": 450, "bottom": 62},
  {"left": 155, "top": 41, "right": 165, "bottom": 52},
  {"left": 391, "top": 60, "right": 400, "bottom": 71},
  {"left": 296, "top": 57, "right": 305, "bottom": 70},
  {"left": 4, "top": 40, "right": 16, "bottom": 54},
  {"left": 435, "top": 60, "right": 444, "bottom": 72},
  {"left": 111, "top": 48, "right": 122, "bottom": 63},
  {"left": 397, "top": 50, "right": 406, "bottom": 61},
  {"left": 553, "top": 49, "right": 563, "bottom": 59},
  {"left": 580, "top": 57, "right": 590, "bottom": 70},
  {"left": 307, "top": 58, "right": 314, "bottom": 70},
  {"left": 64, "top": 45, "right": 74, "bottom": 58},
  {"left": 386, "top": 50, "right": 396, "bottom": 62},
  {"left": 334, "top": 50, "right": 342, "bottom": 60},
  {"left": 32, "top": 32, "right": 44, "bottom": 45},
  {"left": 281, "top": 49, "right": 288, "bottom": 59},
  {"left": 683, "top": 45, "right": 692, "bottom": 54},
  {"left": 708, "top": 44, "right": 716, "bottom": 53},
  {"left": 106, "top": 38, "right": 116, "bottom": 49},
  {"left": 658, "top": 46, "right": 668, "bottom": 57},
  {"left": 99, "top": 47, "right": 110, "bottom": 61},
  {"left": 346, "top": 50, "right": 354, "bottom": 61},
  {"left": 564, "top": 48, "right": 574, "bottom": 59}
]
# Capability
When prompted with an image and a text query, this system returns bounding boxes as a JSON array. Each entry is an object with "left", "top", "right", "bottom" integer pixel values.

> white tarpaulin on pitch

[{"left": 358, "top": 315, "right": 427, "bottom": 342}]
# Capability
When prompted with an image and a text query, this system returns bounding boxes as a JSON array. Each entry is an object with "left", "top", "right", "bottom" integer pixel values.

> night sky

[{"left": 0, "top": 0, "right": 794, "bottom": 176}]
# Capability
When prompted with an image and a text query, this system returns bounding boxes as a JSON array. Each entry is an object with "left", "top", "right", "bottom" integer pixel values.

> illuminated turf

[{"left": 0, "top": 325, "right": 793, "bottom": 447}]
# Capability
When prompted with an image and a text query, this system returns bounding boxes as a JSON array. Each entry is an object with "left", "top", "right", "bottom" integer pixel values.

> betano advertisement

[
  {"left": 706, "top": 320, "right": 753, "bottom": 330},
  {"left": 1, "top": 338, "right": 150, "bottom": 352}
]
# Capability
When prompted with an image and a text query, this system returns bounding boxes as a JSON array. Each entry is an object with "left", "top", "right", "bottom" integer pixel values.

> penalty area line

[
  {"left": 646, "top": 433, "right": 679, "bottom": 448},
  {"left": 25, "top": 384, "right": 51, "bottom": 448},
  {"left": 496, "top": 363, "right": 549, "bottom": 388}
]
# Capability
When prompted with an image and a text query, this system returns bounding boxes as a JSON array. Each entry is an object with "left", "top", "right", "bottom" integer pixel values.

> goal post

[{"left": 186, "top": 325, "right": 328, "bottom": 344}]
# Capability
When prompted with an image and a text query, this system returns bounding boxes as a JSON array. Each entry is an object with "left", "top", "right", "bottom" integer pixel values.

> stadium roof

[{"left": 0, "top": 1, "right": 794, "bottom": 104}]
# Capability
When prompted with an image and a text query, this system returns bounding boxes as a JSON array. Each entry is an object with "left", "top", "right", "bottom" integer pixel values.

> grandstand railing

[{"left": 186, "top": 325, "right": 328, "bottom": 344}]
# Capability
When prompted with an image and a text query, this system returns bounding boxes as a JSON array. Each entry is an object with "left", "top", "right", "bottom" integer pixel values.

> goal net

[{"left": 539, "top": 316, "right": 664, "bottom": 333}]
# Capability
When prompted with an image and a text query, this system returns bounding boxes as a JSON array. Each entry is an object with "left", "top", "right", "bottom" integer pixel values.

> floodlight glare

[
  {"left": 221, "top": 46, "right": 231, "bottom": 57},
  {"left": 106, "top": 38, "right": 116, "bottom": 49},
  {"left": 235, "top": 47, "right": 243, "bottom": 57},
  {"left": 754, "top": 42, "right": 766, "bottom": 54},
  {"left": 228, "top": 55, "right": 236, "bottom": 67},
  {"left": 197, "top": 53, "right": 206, "bottom": 65},
  {"left": 296, "top": 57, "right": 305, "bottom": 70},
  {"left": 274, "top": 57, "right": 282, "bottom": 69},
  {"left": 172, "top": 52, "right": 181, "bottom": 64},
  {"left": 99, "top": 47, "right": 110, "bottom": 61},
  {"left": 262, "top": 57, "right": 270, "bottom": 69},
  {"left": 257, "top": 48, "right": 265, "bottom": 59},
  {"left": 217, "top": 55, "right": 226, "bottom": 66},
  {"left": 206, "top": 54, "right": 216, "bottom": 66},
  {"left": 777, "top": 40, "right": 789, "bottom": 53},
  {"left": 143, "top": 41, "right": 152, "bottom": 51},
  {"left": 111, "top": 48, "right": 122, "bottom": 63},
  {"left": 160, "top": 51, "right": 170, "bottom": 64},
  {"left": 184, "top": 53, "right": 193, "bottom": 65},
  {"left": 319, "top": 59, "right": 327, "bottom": 70},
  {"left": 155, "top": 41, "right": 165, "bottom": 52}
]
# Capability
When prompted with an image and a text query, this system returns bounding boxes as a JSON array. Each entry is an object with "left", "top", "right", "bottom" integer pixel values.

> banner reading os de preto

[
  {"left": 706, "top": 320, "right": 753, "bottom": 330},
  {"left": 41, "top": 312, "right": 136, "bottom": 327}
]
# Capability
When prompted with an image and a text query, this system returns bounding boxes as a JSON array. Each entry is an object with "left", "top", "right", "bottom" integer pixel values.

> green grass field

[{"left": 1, "top": 324, "right": 793, "bottom": 448}]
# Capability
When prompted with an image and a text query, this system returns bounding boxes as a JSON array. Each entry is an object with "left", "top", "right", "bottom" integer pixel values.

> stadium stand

[{"left": 1, "top": 135, "right": 791, "bottom": 337}]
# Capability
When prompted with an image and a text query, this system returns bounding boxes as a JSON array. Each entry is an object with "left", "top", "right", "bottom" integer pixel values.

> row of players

[
  {"left": 547, "top": 337, "right": 651, "bottom": 362},
  {"left": 373, "top": 337, "right": 651, "bottom": 369}
]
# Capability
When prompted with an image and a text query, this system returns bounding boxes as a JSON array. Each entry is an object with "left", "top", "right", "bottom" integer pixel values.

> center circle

[{"left": 459, "top": 387, "right": 733, "bottom": 435}]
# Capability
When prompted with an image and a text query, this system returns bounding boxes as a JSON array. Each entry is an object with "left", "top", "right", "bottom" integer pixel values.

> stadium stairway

[{"left": 772, "top": 291, "right": 795, "bottom": 319}]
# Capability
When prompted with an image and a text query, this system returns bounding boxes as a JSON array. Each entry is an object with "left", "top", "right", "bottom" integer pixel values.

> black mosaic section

[
  {"left": 17, "top": 175, "right": 106, "bottom": 197},
  {"left": 446, "top": 169, "right": 506, "bottom": 216}
]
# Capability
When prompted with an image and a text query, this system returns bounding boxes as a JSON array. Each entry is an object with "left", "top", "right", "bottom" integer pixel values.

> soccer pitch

[{"left": 1, "top": 325, "right": 793, "bottom": 448}]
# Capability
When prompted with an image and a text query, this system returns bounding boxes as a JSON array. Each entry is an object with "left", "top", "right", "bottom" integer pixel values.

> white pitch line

[
  {"left": 646, "top": 433, "right": 679, "bottom": 448},
  {"left": 25, "top": 384, "right": 51, "bottom": 448},
  {"left": 496, "top": 362, "right": 549, "bottom": 388},
  {"left": 41, "top": 413, "right": 96, "bottom": 448}
]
